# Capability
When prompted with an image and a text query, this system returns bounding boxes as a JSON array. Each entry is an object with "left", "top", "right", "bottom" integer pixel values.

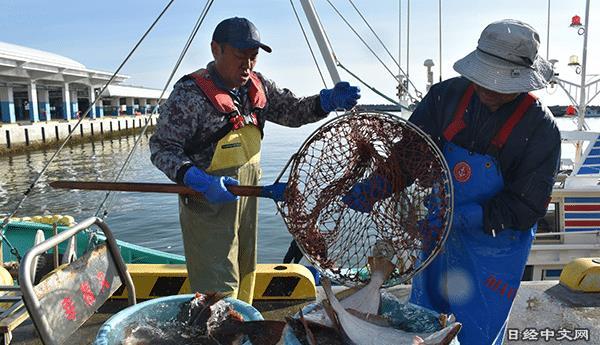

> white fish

[
  {"left": 303, "top": 256, "right": 395, "bottom": 327},
  {"left": 340, "top": 256, "right": 395, "bottom": 315},
  {"left": 322, "top": 277, "right": 462, "bottom": 345}
]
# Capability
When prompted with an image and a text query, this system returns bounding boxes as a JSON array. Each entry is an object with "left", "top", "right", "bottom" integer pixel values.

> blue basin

[{"left": 94, "top": 294, "right": 262, "bottom": 345}]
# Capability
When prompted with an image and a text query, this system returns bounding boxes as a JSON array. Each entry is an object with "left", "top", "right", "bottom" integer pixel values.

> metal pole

[
  {"left": 52, "top": 223, "right": 59, "bottom": 269},
  {"left": 546, "top": 0, "right": 551, "bottom": 60},
  {"left": 398, "top": 0, "right": 403, "bottom": 103},
  {"left": 438, "top": 0, "right": 442, "bottom": 82},
  {"left": 575, "top": 0, "right": 591, "bottom": 162},
  {"left": 398, "top": 0, "right": 402, "bottom": 74},
  {"left": 299, "top": 0, "right": 341, "bottom": 84},
  {"left": 406, "top": 0, "right": 410, "bottom": 78}
]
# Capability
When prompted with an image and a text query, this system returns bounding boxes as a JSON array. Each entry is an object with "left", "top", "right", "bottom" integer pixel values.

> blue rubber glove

[
  {"left": 342, "top": 175, "right": 392, "bottom": 213},
  {"left": 260, "top": 182, "right": 287, "bottom": 202},
  {"left": 183, "top": 166, "right": 239, "bottom": 204},
  {"left": 320, "top": 81, "right": 361, "bottom": 113}
]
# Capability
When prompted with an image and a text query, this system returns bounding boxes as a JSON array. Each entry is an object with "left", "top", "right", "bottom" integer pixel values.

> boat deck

[{"left": 6, "top": 281, "right": 600, "bottom": 344}]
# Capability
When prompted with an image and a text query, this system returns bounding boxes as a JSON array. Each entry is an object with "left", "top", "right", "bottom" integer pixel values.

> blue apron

[{"left": 410, "top": 87, "right": 537, "bottom": 345}]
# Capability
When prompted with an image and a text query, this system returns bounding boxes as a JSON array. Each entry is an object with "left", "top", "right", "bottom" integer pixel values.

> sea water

[{"left": 0, "top": 116, "right": 593, "bottom": 263}]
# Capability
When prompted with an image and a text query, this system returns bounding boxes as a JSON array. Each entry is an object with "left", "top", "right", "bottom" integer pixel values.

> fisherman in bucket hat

[{"left": 344, "top": 19, "right": 561, "bottom": 344}]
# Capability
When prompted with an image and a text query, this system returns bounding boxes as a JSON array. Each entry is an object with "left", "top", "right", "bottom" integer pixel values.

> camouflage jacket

[{"left": 149, "top": 66, "right": 327, "bottom": 183}]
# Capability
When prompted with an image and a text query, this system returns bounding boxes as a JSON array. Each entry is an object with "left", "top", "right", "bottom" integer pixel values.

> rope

[
  {"left": 95, "top": 0, "right": 216, "bottom": 219},
  {"left": 325, "top": 0, "right": 399, "bottom": 83},
  {"left": 312, "top": 0, "right": 339, "bottom": 66},
  {"left": 0, "top": 0, "right": 177, "bottom": 262},
  {"left": 289, "top": 0, "right": 328, "bottom": 88},
  {"left": 326, "top": 0, "right": 421, "bottom": 102},
  {"left": 347, "top": 0, "right": 407, "bottom": 79},
  {"left": 337, "top": 62, "right": 408, "bottom": 110}
]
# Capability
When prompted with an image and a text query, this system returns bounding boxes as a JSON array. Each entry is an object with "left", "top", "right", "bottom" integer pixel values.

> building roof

[
  {"left": 0, "top": 41, "right": 128, "bottom": 87},
  {"left": 0, "top": 42, "right": 166, "bottom": 99},
  {"left": 0, "top": 41, "right": 86, "bottom": 70},
  {"left": 101, "top": 85, "right": 170, "bottom": 99}
]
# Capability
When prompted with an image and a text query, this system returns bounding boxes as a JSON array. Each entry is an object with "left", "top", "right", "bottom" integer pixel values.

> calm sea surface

[
  {"left": 0, "top": 116, "right": 594, "bottom": 263},
  {"left": 0, "top": 120, "right": 326, "bottom": 263}
]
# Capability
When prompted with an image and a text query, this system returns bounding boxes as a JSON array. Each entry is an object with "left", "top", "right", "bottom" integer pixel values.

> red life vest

[
  {"left": 189, "top": 69, "right": 266, "bottom": 129},
  {"left": 184, "top": 69, "right": 267, "bottom": 155},
  {"left": 443, "top": 83, "right": 537, "bottom": 154}
]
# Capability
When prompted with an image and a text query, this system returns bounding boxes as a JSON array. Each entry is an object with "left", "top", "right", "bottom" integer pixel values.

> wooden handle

[
  {"left": 50, "top": 180, "right": 264, "bottom": 197},
  {"left": 226, "top": 185, "right": 263, "bottom": 197}
]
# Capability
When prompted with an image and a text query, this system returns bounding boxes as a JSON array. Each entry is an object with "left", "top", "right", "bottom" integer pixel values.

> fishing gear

[
  {"left": 52, "top": 111, "right": 453, "bottom": 287},
  {"left": 277, "top": 111, "right": 454, "bottom": 287}
]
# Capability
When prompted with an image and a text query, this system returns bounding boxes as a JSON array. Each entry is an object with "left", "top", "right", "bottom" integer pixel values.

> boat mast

[
  {"left": 438, "top": 0, "right": 442, "bottom": 82},
  {"left": 397, "top": 0, "right": 410, "bottom": 106},
  {"left": 406, "top": 0, "right": 410, "bottom": 79},
  {"left": 398, "top": 0, "right": 402, "bottom": 68},
  {"left": 546, "top": 0, "right": 551, "bottom": 60},
  {"left": 399, "top": 0, "right": 402, "bottom": 95},
  {"left": 575, "top": 0, "right": 591, "bottom": 160},
  {"left": 576, "top": 0, "right": 590, "bottom": 133},
  {"left": 551, "top": 0, "right": 600, "bottom": 163},
  {"left": 299, "top": 0, "right": 341, "bottom": 84}
]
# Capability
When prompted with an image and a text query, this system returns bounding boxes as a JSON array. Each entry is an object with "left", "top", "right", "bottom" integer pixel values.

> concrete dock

[{"left": 0, "top": 115, "right": 156, "bottom": 155}]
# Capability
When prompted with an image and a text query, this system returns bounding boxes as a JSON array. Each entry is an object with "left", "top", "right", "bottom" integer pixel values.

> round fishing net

[{"left": 278, "top": 111, "right": 453, "bottom": 287}]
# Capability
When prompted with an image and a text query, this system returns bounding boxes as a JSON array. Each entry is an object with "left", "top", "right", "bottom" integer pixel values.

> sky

[{"left": 1, "top": 0, "right": 599, "bottom": 108}]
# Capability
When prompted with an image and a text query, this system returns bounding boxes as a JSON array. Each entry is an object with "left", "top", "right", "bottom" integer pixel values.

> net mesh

[{"left": 279, "top": 112, "right": 452, "bottom": 287}]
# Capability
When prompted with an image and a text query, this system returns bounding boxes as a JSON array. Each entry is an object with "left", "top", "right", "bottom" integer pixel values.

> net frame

[{"left": 276, "top": 111, "right": 453, "bottom": 287}]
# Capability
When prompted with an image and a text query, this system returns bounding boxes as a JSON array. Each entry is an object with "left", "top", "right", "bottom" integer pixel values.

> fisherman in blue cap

[
  {"left": 343, "top": 19, "right": 560, "bottom": 344},
  {"left": 150, "top": 17, "right": 360, "bottom": 304}
]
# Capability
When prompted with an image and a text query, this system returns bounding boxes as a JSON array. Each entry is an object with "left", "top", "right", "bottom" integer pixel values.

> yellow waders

[{"left": 179, "top": 124, "right": 261, "bottom": 304}]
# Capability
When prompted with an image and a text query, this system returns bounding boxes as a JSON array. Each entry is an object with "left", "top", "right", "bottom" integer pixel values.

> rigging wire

[
  {"left": 325, "top": 0, "right": 399, "bottom": 82},
  {"left": 294, "top": 0, "right": 400, "bottom": 106},
  {"left": 291, "top": 0, "right": 344, "bottom": 123},
  {"left": 95, "top": 0, "right": 216, "bottom": 219},
  {"left": 347, "top": 0, "right": 418, "bottom": 95},
  {"left": 0, "top": 0, "right": 177, "bottom": 262},
  {"left": 325, "top": 0, "right": 421, "bottom": 102},
  {"left": 312, "top": 0, "right": 339, "bottom": 67},
  {"left": 289, "top": 0, "right": 328, "bottom": 88},
  {"left": 337, "top": 62, "right": 408, "bottom": 110}
]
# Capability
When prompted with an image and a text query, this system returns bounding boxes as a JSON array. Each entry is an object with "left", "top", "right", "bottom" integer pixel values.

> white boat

[
  {"left": 529, "top": 130, "right": 600, "bottom": 280},
  {"left": 300, "top": 0, "right": 600, "bottom": 284}
]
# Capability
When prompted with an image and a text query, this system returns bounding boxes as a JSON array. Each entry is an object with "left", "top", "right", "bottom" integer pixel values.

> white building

[{"left": 0, "top": 41, "right": 168, "bottom": 124}]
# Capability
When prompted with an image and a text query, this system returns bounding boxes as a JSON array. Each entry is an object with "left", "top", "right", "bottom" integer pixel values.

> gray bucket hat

[{"left": 453, "top": 19, "right": 554, "bottom": 94}]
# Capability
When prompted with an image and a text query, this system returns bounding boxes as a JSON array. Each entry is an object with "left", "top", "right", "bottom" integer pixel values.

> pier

[
  {"left": 0, "top": 41, "right": 167, "bottom": 155},
  {"left": 0, "top": 115, "right": 156, "bottom": 155}
]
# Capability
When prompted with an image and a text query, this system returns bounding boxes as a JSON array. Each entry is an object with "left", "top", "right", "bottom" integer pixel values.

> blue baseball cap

[{"left": 212, "top": 17, "right": 272, "bottom": 53}]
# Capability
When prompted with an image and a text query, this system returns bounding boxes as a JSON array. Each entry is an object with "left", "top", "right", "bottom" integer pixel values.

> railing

[
  {"left": 19, "top": 217, "right": 136, "bottom": 345},
  {"left": 535, "top": 229, "right": 600, "bottom": 237}
]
